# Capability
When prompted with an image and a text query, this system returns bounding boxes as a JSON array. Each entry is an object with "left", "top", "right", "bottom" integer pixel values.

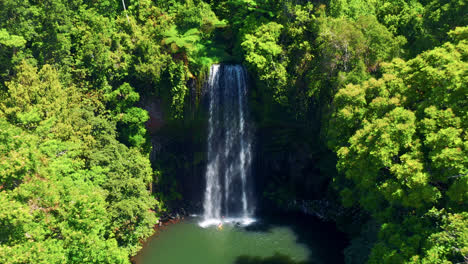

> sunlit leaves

[
  {"left": 317, "top": 15, "right": 404, "bottom": 74},
  {"left": 329, "top": 31, "right": 467, "bottom": 263},
  {"left": 2, "top": 62, "right": 68, "bottom": 129},
  {"left": 167, "top": 60, "right": 188, "bottom": 119},
  {"left": 0, "top": 120, "right": 39, "bottom": 190},
  {"left": 242, "top": 22, "right": 288, "bottom": 103},
  {"left": 0, "top": 58, "right": 157, "bottom": 263},
  {"left": 0, "top": 29, "right": 26, "bottom": 49},
  {"left": 162, "top": 26, "right": 201, "bottom": 54}
]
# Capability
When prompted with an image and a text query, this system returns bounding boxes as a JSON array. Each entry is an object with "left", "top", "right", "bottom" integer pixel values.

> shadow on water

[
  {"left": 134, "top": 212, "right": 348, "bottom": 264},
  {"left": 240, "top": 213, "right": 348, "bottom": 264},
  {"left": 235, "top": 253, "right": 313, "bottom": 264}
]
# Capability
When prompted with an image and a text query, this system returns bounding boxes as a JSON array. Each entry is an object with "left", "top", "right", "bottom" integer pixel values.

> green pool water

[{"left": 135, "top": 214, "right": 346, "bottom": 264}]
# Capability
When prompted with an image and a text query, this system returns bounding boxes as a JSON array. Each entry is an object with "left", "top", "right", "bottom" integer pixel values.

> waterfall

[{"left": 201, "top": 64, "right": 254, "bottom": 227}]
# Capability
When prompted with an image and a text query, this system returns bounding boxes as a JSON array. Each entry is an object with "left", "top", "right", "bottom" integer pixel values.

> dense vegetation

[{"left": 0, "top": 0, "right": 466, "bottom": 263}]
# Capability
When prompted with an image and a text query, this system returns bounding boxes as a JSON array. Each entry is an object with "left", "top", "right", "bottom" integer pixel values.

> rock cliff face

[
  {"left": 139, "top": 70, "right": 336, "bottom": 217},
  {"left": 139, "top": 78, "right": 208, "bottom": 213},
  {"left": 143, "top": 98, "right": 165, "bottom": 135}
]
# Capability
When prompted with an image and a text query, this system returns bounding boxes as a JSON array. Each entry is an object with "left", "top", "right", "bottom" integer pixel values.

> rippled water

[{"left": 135, "top": 215, "right": 346, "bottom": 264}]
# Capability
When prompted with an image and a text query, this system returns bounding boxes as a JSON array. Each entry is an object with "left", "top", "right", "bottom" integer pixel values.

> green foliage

[
  {"left": 0, "top": 119, "right": 38, "bottom": 190},
  {"left": 317, "top": 15, "right": 405, "bottom": 75},
  {"left": 105, "top": 83, "right": 150, "bottom": 149},
  {"left": 163, "top": 26, "right": 201, "bottom": 54},
  {"left": 416, "top": 210, "right": 468, "bottom": 264},
  {"left": 374, "top": 0, "right": 467, "bottom": 56},
  {"left": 0, "top": 62, "right": 158, "bottom": 263},
  {"left": 0, "top": 176, "right": 129, "bottom": 264},
  {"left": 0, "top": 29, "right": 26, "bottom": 79},
  {"left": 329, "top": 33, "right": 467, "bottom": 263},
  {"left": 1, "top": 62, "right": 69, "bottom": 129},
  {"left": 167, "top": 61, "right": 189, "bottom": 119},
  {"left": 89, "top": 143, "right": 157, "bottom": 255},
  {"left": 242, "top": 22, "right": 288, "bottom": 103},
  {"left": 329, "top": 0, "right": 378, "bottom": 19},
  {"left": 173, "top": 0, "right": 224, "bottom": 34},
  {"left": 0, "top": 0, "right": 467, "bottom": 263}
]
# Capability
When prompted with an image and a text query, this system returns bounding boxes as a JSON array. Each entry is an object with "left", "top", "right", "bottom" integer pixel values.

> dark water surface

[{"left": 135, "top": 214, "right": 347, "bottom": 264}]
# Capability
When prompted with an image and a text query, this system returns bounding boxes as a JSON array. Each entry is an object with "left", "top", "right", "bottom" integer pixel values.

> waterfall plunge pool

[
  {"left": 135, "top": 65, "right": 347, "bottom": 263},
  {"left": 134, "top": 214, "right": 347, "bottom": 264}
]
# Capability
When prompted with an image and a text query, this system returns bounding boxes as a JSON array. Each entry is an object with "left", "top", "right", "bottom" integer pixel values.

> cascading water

[{"left": 200, "top": 64, "right": 254, "bottom": 227}]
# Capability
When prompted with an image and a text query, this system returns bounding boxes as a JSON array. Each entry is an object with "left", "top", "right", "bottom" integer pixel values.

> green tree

[
  {"left": 328, "top": 29, "right": 467, "bottom": 263},
  {"left": 0, "top": 29, "right": 26, "bottom": 82},
  {"left": 0, "top": 60, "right": 158, "bottom": 263},
  {"left": 242, "top": 22, "right": 288, "bottom": 103}
]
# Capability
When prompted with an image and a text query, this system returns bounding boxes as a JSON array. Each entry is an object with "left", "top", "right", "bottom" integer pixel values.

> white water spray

[{"left": 200, "top": 64, "right": 254, "bottom": 227}]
